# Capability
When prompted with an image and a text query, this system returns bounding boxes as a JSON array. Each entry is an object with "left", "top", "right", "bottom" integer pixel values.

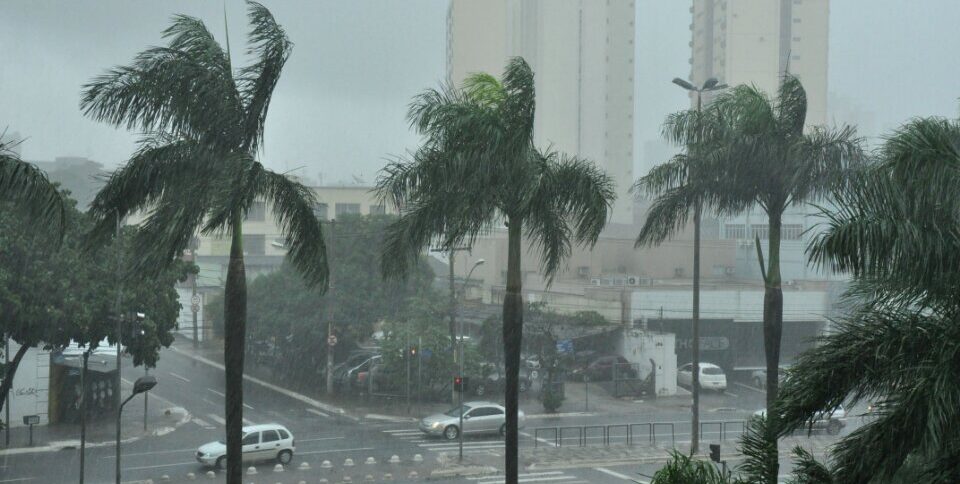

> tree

[
  {"left": 0, "top": 135, "right": 66, "bottom": 238},
  {"left": 377, "top": 57, "right": 615, "bottom": 483},
  {"left": 79, "top": 4, "right": 327, "bottom": 481},
  {"left": 774, "top": 116, "right": 960, "bottom": 483},
  {"left": 0, "top": 197, "right": 189, "bottom": 417},
  {"left": 696, "top": 75, "right": 862, "bottom": 479}
]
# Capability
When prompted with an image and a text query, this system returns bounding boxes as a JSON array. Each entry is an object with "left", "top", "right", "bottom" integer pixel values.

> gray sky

[{"left": 2, "top": 1, "right": 959, "bottom": 183}]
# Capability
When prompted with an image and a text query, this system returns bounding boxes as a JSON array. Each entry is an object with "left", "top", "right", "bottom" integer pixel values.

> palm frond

[
  {"left": 80, "top": 15, "right": 242, "bottom": 144},
  {"left": 787, "top": 447, "right": 834, "bottom": 484},
  {"left": 463, "top": 72, "right": 504, "bottom": 108},
  {"left": 237, "top": 0, "right": 292, "bottom": 153},
  {"left": 736, "top": 415, "right": 778, "bottom": 484},
  {"left": 635, "top": 183, "right": 700, "bottom": 247},
  {"left": 538, "top": 152, "right": 615, "bottom": 246},
  {"left": 254, "top": 169, "right": 328, "bottom": 289},
  {"left": 787, "top": 125, "right": 864, "bottom": 205},
  {"left": 500, "top": 57, "right": 536, "bottom": 154},
  {"left": 0, "top": 145, "right": 66, "bottom": 240},
  {"left": 775, "top": 75, "right": 807, "bottom": 137}
]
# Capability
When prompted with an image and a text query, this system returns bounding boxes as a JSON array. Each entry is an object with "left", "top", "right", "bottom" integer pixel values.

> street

[{"left": 0, "top": 339, "right": 856, "bottom": 484}]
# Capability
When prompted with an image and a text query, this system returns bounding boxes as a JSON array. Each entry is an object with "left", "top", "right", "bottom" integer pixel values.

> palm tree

[
  {"left": 633, "top": 77, "right": 727, "bottom": 454},
  {"left": 696, "top": 75, "right": 862, "bottom": 479},
  {"left": 0, "top": 135, "right": 66, "bottom": 237},
  {"left": 80, "top": 4, "right": 328, "bottom": 482},
  {"left": 378, "top": 57, "right": 615, "bottom": 483},
  {"left": 774, "top": 116, "right": 960, "bottom": 483}
]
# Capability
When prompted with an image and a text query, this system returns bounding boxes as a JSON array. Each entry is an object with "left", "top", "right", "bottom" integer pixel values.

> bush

[{"left": 541, "top": 385, "right": 564, "bottom": 413}]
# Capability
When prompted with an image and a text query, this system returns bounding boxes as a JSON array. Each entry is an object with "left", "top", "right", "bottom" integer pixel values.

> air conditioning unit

[
  {"left": 626, "top": 275, "right": 640, "bottom": 286},
  {"left": 590, "top": 278, "right": 602, "bottom": 286},
  {"left": 724, "top": 266, "right": 735, "bottom": 276}
]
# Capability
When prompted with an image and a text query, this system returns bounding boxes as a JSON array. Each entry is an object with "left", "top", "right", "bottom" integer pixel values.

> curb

[
  {"left": 430, "top": 465, "right": 500, "bottom": 478},
  {"left": 0, "top": 407, "right": 192, "bottom": 457}
]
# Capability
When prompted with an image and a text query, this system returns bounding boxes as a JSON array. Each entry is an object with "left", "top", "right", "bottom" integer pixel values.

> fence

[{"left": 533, "top": 419, "right": 751, "bottom": 448}]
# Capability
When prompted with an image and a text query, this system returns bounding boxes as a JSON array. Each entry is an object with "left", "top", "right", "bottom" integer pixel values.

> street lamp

[
  {"left": 116, "top": 375, "right": 157, "bottom": 484},
  {"left": 671, "top": 76, "right": 726, "bottom": 455},
  {"left": 458, "top": 258, "right": 485, "bottom": 462}
]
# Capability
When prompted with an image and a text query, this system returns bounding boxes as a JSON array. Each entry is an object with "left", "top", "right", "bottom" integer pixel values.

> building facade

[{"left": 447, "top": 0, "right": 637, "bottom": 225}]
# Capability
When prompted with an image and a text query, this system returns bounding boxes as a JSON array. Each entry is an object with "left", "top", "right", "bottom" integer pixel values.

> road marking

[
  {"left": 207, "top": 414, "right": 226, "bottom": 425},
  {"left": 243, "top": 403, "right": 254, "bottom": 410},
  {"left": 477, "top": 476, "right": 576, "bottom": 484},
  {"left": 468, "top": 472, "right": 563, "bottom": 480},
  {"left": 382, "top": 429, "right": 421, "bottom": 433},
  {"left": 735, "top": 382, "right": 765, "bottom": 393},
  {"left": 723, "top": 391, "right": 739, "bottom": 398},
  {"left": 297, "top": 447, "right": 374, "bottom": 455},
  {"left": 594, "top": 467, "right": 635, "bottom": 481},
  {"left": 306, "top": 408, "right": 330, "bottom": 418},
  {"left": 418, "top": 440, "right": 502, "bottom": 447},
  {"left": 520, "top": 430, "right": 556, "bottom": 447},
  {"left": 100, "top": 447, "right": 196, "bottom": 459},
  {"left": 168, "top": 372, "right": 191, "bottom": 383},
  {"left": 297, "top": 436, "right": 344, "bottom": 442},
  {"left": 125, "top": 461, "right": 195, "bottom": 471},
  {"left": 192, "top": 417, "right": 215, "bottom": 429},
  {"left": 0, "top": 478, "right": 35, "bottom": 483},
  {"left": 242, "top": 417, "right": 254, "bottom": 425},
  {"left": 207, "top": 388, "right": 225, "bottom": 397}
]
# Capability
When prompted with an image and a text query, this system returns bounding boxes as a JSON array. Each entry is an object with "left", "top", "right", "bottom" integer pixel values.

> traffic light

[
  {"left": 453, "top": 376, "right": 469, "bottom": 393},
  {"left": 709, "top": 444, "right": 721, "bottom": 463},
  {"left": 409, "top": 346, "right": 417, "bottom": 357}
]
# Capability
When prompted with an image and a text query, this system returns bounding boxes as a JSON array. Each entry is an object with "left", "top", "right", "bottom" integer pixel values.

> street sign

[
  {"left": 191, "top": 294, "right": 201, "bottom": 306},
  {"left": 327, "top": 334, "right": 338, "bottom": 347},
  {"left": 191, "top": 303, "right": 200, "bottom": 313},
  {"left": 22, "top": 415, "right": 39, "bottom": 425},
  {"left": 556, "top": 339, "right": 574, "bottom": 354},
  {"left": 421, "top": 348, "right": 433, "bottom": 360}
]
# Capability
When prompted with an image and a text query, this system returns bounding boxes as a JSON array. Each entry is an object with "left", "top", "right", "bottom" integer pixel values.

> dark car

[
  {"left": 332, "top": 351, "right": 377, "bottom": 388},
  {"left": 573, "top": 355, "right": 637, "bottom": 382},
  {"left": 469, "top": 366, "right": 532, "bottom": 397}
]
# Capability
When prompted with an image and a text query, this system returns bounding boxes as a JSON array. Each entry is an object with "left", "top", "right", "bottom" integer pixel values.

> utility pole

[
  {"left": 191, "top": 246, "right": 199, "bottom": 349},
  {"left": 325, "top": 220, "right": 336, "bottom": 396},
  {"left": 4, "top": 336, "right": 8, "bottom": 447},
  {"left": 143, "top": 367, "right": 148, "bottom": 431},
  {"left": 79, "top": 349, "right": 90, "bottom": 484},
  {"left": 432, "top": 246, "right": 471, "bottom": 403},
  {"left": 113, "top": 212, "right": 124, "bottom": 484}
]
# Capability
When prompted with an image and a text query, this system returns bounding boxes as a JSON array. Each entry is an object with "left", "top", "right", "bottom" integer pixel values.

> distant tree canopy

[
  {"left": 0, "top": 194, "right": 191, "bottom": 415},
  {"left": 206, "top": 213, "right": 435, "bottom": 387}
]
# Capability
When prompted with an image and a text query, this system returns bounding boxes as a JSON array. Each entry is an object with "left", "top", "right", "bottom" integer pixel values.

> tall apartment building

[
  {"left": 447, "top": 0, "right": 637, "bottom": 225},
  {"left": 690, "top": 0, "right": 828, "bottom": 124}
]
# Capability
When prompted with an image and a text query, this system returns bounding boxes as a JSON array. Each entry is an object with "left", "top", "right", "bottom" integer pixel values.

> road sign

[
  {"left": 421, "top": 348, "right": 433, "bottom": 360},
  {"left": 327, "top": 334, "right": 338, "bottom": 347},
  {"left": 191, "top": 294, "right": 201, "bottom": 306},
  {"left": 556, "top": 339, "right": 574, "bottom": 354},
  {"left": 22, "top": 415, "right": 39, "bottom": 425},
  {"left": 191, "top": 303, "right": 200, "bottom": 313}
]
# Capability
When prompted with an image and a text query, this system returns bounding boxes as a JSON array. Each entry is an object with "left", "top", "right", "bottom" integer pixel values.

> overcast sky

[{"left": 2, "top": 1, "right": 959, "bottom": 183}]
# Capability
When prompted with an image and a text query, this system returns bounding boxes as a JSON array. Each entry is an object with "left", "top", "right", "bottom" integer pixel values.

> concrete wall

[
  {"left": 617, "top": 330, "right": 677, "bottom": 396},
  {"left": 631, "top": 287, "right": 827, "bottom": 323},
  {"left": 3, "top": 342, "right": 50, "bottom": 428}
]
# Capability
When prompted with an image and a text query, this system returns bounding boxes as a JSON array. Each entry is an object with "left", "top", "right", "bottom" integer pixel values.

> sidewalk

[{"left": 1, "top": 377, "right": 190, "bottom": 455}]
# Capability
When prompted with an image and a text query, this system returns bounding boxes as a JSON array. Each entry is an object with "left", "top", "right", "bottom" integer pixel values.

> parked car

[
  {"left": 332, "top": 351, "right": 377, "bottom": 388},
  {"left": 418, "top": 401, "right": 525, "bottom": 440},
  {"left": 677, "top": 362, "right": 727, "bottom": 392},
  {"left": 572, "top": 355, "right": 637, "bottom": 382},
  {"left": 348, "top": 354, "right": 382, "bottom": 391},
  {"left": 754, "top": 405, "right": 846, "bottom": 435},
  {"left": 470, "top": 368, "right": 531, "bottom": 396},
  {"left": 749, "top": 366, "right": 789, "bottom": 390},
  {"left": 196, "top": 424, "right": 295, "bottom": 469}
]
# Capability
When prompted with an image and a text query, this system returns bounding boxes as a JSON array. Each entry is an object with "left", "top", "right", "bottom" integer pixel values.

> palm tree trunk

[
  {"left": 0, "top": 343, "right": 30, "bottom": 415},
  {"left": 762, "top": 211, "right": 783, "bottom": 484},
  {"left": 503, "top": 217, "right": 523, "bottom": 484},
  {"left": 691, "top": 203, "right": 701, "bottom": 455},
  {"left": 224, "top": 215, "right": 247, "bottom": 484}
]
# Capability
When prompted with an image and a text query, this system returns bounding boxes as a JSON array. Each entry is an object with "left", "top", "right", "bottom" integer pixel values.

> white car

[
  {"left": 753, "top": 405, "right": 846, "bottom": 435},
  {"left": 677, "top": 362, "right": 727, "bottom": 392},
  {"left": 196, "top": 424, "right": 296, "bottom": 469},
  {"left": 419, "top": 401, "right": 525, "bottom": 440}
]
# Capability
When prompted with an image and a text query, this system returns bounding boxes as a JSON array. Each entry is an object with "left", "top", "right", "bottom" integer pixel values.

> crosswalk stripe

[
  {"left": 207, "top": 414, "right": 225, "bottom": 425},
  {"left": 593, "top": 467, "right": 634, "bottom": 481},
  {"left": 192, "top": 418, "right": 215, "bottom": 429},
  {"left": 468, "top": 472, "right": 563, "bottom": 480},
  {"left": 416, "top": 440, "right": 502, "bottom": 447},
  {"left": 478, "top": 476, "right": 576, "bottom": 484},
  {"left": 423, "top": 444, "right": 505, "bottom": 452},
  {"left": 383, "top": 429, "right": 421, "bottom": 434},
  {"left": 306, "top": 408, "right": 330, "bottom": 418}
]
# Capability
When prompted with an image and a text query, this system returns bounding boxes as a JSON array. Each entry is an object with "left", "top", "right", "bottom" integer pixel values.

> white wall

[
  {"left": 617, "top": 330, "right": 677, "bottom": 396},
  {"left": 631, "top": 288, "right": 828, "bottom": 323},
  {"left": 4, "top": 342, "right": 49, "bottom": 428}
]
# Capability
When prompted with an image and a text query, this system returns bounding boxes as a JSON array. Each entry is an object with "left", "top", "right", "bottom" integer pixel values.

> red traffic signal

[{"left": 454, "top": 376, "right": 468, "bottom": 392}]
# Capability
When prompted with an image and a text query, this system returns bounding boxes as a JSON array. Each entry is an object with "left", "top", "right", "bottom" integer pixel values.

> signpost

[{"left": 22, "top": 415, "right": 39, "bottom": 446}]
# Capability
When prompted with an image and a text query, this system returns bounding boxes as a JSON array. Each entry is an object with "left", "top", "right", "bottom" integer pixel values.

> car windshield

[
  {"left": 703, "top": 367, "right": 724, "bottom": 375},
  {"left": 444, "top": 404, "right": 471, "bottom": 417}
]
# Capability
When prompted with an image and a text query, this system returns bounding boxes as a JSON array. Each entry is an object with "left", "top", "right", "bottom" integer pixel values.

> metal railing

[{"left": 533, "top": 420, "right": 751, "bottom": 448}]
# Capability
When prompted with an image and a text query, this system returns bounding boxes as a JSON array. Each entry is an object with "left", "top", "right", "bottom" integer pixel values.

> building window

[
  {"left": 245, "top": 201, "right": 266, "bottom": 222},
  {"left": 782, "top": 224, "right": 804, "bottom": 240},
  {"left": 335, "top": 203, "right": 361, "bottom": 217},
  {"left": 313, "top": 202, "right": 328, "bottom": 221},
  {"left": 243, "top": 234, "right": 266, "bottom": 255},
  {"left": 724, "top": 224, "right": 746, "bottom": 239},
  {"left": 369, "top": 204, "right": 386, "bottom": 216},
  {"left": 751, "top": 224, "right": 769, "bottom": 240}
]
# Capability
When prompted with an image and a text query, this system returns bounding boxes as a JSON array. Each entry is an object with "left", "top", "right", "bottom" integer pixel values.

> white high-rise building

[{"left": 447, "top": 0, "right": 637, "bottom": 225}]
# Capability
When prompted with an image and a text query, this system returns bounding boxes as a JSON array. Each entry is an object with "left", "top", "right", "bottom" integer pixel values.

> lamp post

[
  {"left": 671, "top": 76, "right": 726, "bottom": 455},
  {"left": 116, "top": 375, "right": 157, "bottom": 484},
  {"left": 458, "top": 258, "right": 485, "bottom": 462}
]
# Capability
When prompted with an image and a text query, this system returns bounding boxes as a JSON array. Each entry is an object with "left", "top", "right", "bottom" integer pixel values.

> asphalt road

[{"left": 0, "top": 342, "right": 859, "bottom": 484}]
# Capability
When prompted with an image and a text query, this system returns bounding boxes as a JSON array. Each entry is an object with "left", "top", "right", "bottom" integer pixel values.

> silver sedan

[{"left": 419, "top": 401, "right": 526, "bottom": 440}]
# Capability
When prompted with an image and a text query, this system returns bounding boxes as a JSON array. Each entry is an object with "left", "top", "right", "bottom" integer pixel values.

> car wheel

[
  {"left": 277, "top": 449, "right": 293, "bottom": 464},
  {"left": 215, "top": 456, "right": 226, "bottom": 470},
  {"left": 499, "top": 423, "right": 507, "bottom": 437},
  {"left": 444, "top": 425, "right": 460, "bottom": 440},
  {"left": 827, "top": 420, "right": 841, "bottom": 435},
  {"left": 475, "top": 384, "right": 486, "bottom": 396}
]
